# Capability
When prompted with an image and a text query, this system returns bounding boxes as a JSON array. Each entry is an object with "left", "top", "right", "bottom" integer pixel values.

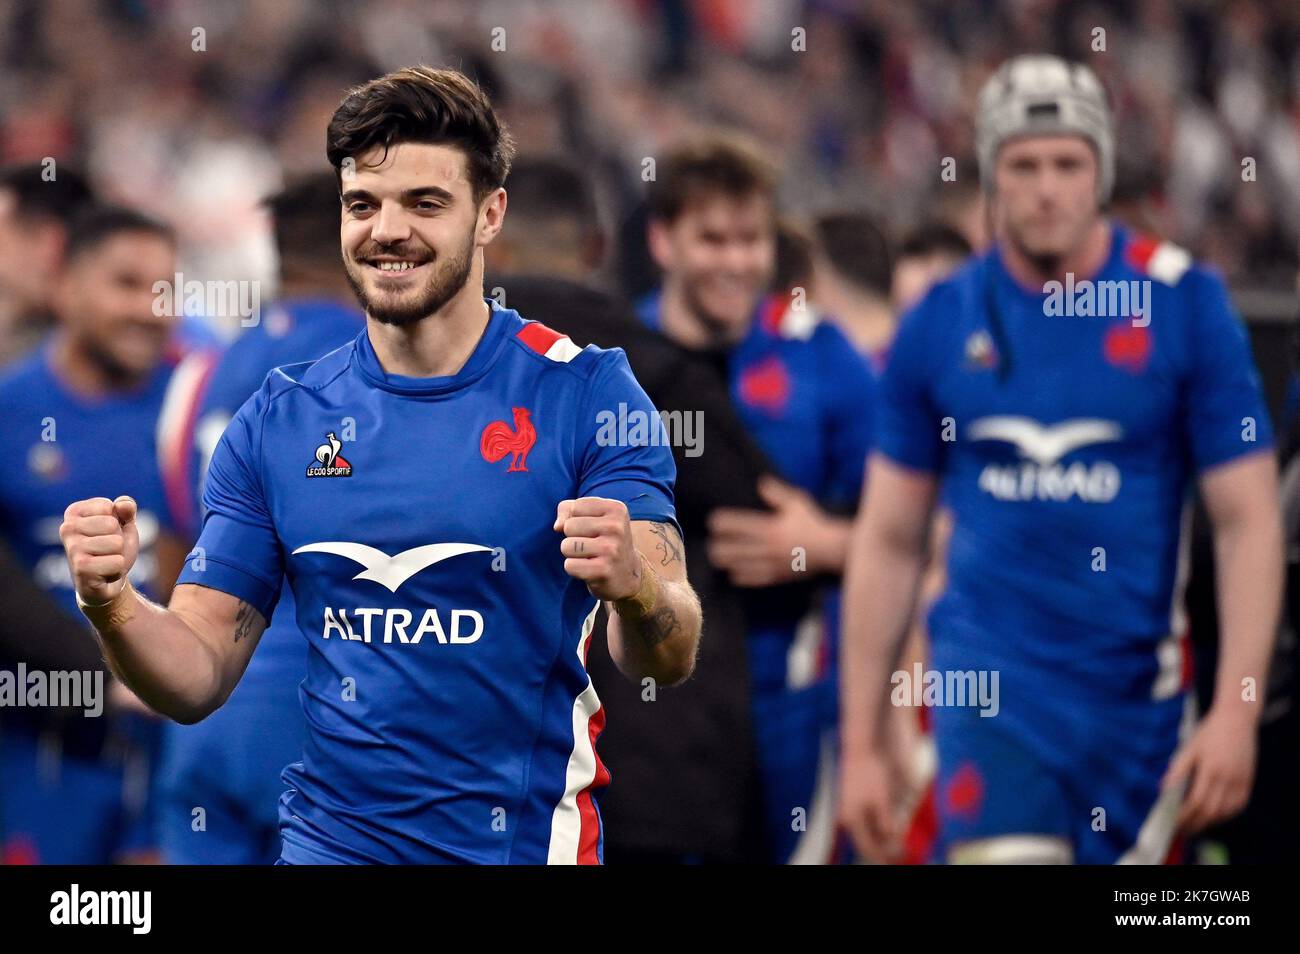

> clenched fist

[
  {"left": 553, "top": 496, "right": 642, "bottom": 602},
  {"left": 60, "top": 495, "right": 140, "bottom": 606}
]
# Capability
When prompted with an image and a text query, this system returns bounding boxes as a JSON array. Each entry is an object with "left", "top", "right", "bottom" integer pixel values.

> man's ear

[
  {"left": 647, "top": 218, "right": 672, "bottom": 270},
  {"left": 478, "top": 187, "right": 507, "bottom": 246}
]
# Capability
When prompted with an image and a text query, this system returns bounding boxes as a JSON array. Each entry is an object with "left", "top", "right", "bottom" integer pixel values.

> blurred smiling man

[
  {"left": 60, "top": 66, "right": 701, "bottom": 865},
  {"left": 639, "top": 136, "right": 877, "bottom": 863}
]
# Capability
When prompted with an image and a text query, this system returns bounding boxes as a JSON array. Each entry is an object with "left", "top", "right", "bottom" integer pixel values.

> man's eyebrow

[
  {"left": 401, "top": 186, "right": 455, "bottom": 202},
  {"left": 339, "top": 187, "right": 455, "bottom": 204}
]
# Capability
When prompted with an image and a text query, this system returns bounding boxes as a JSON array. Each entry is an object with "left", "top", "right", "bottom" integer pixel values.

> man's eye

[{"left": 348, "top": 203, "right": 372, "bottom": 215}]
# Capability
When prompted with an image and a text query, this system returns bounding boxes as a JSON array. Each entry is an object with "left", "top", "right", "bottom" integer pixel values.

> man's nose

[
  {"left": 722, "top": 241, "right": 756, "bottom": 274},
  {"left": 135, "top": 289, "right": 176, "bottom": 327},
  {"left": 370, "top": 201, "right": 412, "bottom": 244}
]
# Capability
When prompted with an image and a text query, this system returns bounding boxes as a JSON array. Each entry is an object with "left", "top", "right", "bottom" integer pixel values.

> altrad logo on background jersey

[
  {"left": 481, "top": 407, "right": 536, "bottom": 472},
  {"left": 307, "top": 432, "right": 352, "bottom": 478},
  {"left": 968, "top": 416, "right": 1123, "bottom": 502}
]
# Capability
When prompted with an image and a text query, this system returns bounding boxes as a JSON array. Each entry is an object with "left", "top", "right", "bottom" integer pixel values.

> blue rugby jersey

[
  {"left": 0, "top": 337, "right": 176, "bottom": 860},
  {"left": 0, "top": 339, "right": 176, "bottom": 617},
  {"left": 175, "top": 300, "right": 678, "bottom": 864},
  {"left": 876, "top": 225, "right": 1272, "bottom": 715}
]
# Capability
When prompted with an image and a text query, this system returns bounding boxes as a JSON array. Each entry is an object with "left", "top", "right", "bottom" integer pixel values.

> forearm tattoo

[
  {"left": 648, "top": 522, "right": 683, "bottom": 567},
  {"left": 233, "top": 600, "right": 255, "bottom": 643},
  {"left": 637, "top": 601, "right": 680, "bottom": 649}
]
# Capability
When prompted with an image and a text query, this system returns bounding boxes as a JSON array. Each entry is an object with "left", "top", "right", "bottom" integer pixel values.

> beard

[
  {"left": 1002, "top": 206, "right": 1097, "bottom": 280},
  {"left": 344, "top": 229, "right": 475, "bottom": 327},
  {"left": 682, "top": 276, "right": 755, "bottom": 346},
  {"left": 82, "top": 329, "right": 152, "bottom": 386}
]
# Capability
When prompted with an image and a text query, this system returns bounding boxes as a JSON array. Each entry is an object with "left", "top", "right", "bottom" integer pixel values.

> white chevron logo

[
  {"left": 967, "top": 416, "right": 1122, "bottom": 466},
  {"left": 291, "top": 541, "right": 493, "bottom": 592}
]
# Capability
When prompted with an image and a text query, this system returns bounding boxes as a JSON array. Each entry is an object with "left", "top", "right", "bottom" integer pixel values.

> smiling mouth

[{"left": 365, "top": 258, "right": 431, "bottom": 275}]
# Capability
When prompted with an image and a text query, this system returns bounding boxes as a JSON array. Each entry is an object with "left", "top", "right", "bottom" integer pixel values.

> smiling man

[
  {"left": 58, "top": 66, "right": 700, "bottom": 865},
  {"left": 637, "top": 136, "right": 877, "bottom": 863}
]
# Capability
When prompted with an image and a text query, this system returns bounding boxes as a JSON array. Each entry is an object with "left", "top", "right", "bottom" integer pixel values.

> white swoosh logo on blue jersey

[
  {"left": 291, "top": 541, "right": 493, "bottom": 592},
  {"left": 967, "top": 416, "right": 1123, "bottom": 466}
]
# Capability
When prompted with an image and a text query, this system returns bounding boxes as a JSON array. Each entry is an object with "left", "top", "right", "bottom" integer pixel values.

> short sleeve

[
  {"left": 577, "top": 350, "right": 680, "bottom": 534},
  {"left": 874, "top": 298, "right": 945, "bottom": 474},
  {"left": 1183, "top": 270, "right": 1274, "bottom": 472},
  {"left": 174, "top": 378, "right": 284, "bottom": 621}
]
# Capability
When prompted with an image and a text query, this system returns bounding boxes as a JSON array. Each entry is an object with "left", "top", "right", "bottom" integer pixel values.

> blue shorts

[{"left": 931, "top": 691, "right": 1188, "bottom": 864}]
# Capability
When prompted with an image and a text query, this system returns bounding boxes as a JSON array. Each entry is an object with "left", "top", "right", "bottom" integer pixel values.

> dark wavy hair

[
  {"left": 326, "top": 66, "right": 516, "bottom": 203},
  {"left": 646, "top": 134, "right": 777, "bottom": 224}
]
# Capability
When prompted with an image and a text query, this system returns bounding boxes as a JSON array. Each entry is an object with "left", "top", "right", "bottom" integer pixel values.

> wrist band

[
  {"left": 614, "top": 551, "right": 660, "bottom": 620},
  {"left": 76, "top": 578, "right": 136, "bottom": 629}
]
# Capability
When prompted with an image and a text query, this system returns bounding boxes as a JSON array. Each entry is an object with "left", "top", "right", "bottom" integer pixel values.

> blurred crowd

[{"left": 3, "top": 0, "right": 1300, "bottom": 323}]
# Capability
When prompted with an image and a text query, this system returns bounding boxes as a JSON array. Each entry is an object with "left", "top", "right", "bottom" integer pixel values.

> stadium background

[{"left": 1, "top": 0, "right": 1298, "bottom": 863}]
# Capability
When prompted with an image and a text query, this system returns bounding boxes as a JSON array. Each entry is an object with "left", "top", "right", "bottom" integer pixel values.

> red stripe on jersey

[
  {"left": 902, "top": 781, "right": 939, "bottom": 865},
  {"left": 1125, "top": 234, "right": 1160, "bottom": 272},
  {"left": 516, "top": 321, "right": 566, "bottom": 356},
  {"left": 576, "top": 704, "right": 610, "bottom": 864},
  {"left": 1164, "top": 836, "right": 1185, "bottom": 865},
  {"left": 759, "top": 295, "right": 785, "bottom": 335},
  {"left": 1180, "top": 630, "right": 1195, "bottom": 691}
]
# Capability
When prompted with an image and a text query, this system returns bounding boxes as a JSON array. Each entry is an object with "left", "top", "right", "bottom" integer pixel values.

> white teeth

[{"left": 375, "top": 261, "right": 417, "bottom": 271}]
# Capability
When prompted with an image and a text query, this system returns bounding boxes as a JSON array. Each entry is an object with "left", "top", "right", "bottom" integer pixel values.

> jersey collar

[
  {"left": 354, "top": 298, "right": 512, "bottom": 396},
  {"left": 990, "top": 221, "right": 1127, "bottom": 298}
]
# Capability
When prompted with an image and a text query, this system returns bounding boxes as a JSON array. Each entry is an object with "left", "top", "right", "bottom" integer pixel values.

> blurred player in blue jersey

[
  {"left": 811, "top": 217, "right": 975, "bottom": 864},
  {"left": 889, "top": 223, "right": 974, "bottom": 318},
  {"left": 59, "top": 66, "right": 701, "bottom": 865},
  {"left": 0, "top": 207, "right": 190, "bottom": 863},
  {"left": 156, "top": 173, "right": 364, "bottom": 864},
  {"left": 638, "top": 137, "right": 877, "bottom": 863},
  {"left": 839, "top": 55, "right": 1284, "bottom": 864}
]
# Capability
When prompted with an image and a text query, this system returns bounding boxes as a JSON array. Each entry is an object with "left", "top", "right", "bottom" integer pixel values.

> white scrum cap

[{"left": 975, "top": 55, "right": 1114, "bottom": 202}]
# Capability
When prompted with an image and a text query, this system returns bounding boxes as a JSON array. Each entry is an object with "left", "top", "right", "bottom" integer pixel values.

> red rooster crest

[{"left": 480, "top": 407, "right": 536, "bottom": 472}]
